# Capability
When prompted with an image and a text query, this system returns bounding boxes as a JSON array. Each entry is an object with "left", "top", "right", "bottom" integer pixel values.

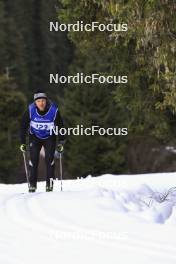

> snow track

[{"left": 0, "top": 173, "right": 176, "bottom": 264}]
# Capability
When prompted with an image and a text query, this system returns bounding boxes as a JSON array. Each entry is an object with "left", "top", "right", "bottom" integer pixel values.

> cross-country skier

[{"left": 20, "top": 90, "right": 65, "bottom": 192}]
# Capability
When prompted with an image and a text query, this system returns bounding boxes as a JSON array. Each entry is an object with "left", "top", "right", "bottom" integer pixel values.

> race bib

[{"left": 30, "top": 121, "right": 54, "bottom": 131}]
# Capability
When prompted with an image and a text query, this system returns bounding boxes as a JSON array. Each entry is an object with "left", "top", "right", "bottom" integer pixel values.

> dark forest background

[{"left": 0, "top": 0, "right": 176, "bottom": 183}]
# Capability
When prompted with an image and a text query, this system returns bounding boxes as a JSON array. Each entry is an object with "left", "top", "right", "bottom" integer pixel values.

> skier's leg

[
  {"left": 29, "top": 135, "right": 42, "bottom": 189},
  {"left": 43, "top": 136, "right": 56, "bottom": 190}
]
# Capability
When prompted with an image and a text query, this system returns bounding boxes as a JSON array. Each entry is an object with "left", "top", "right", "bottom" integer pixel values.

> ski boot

[
  {"left": 46, "top": 184, "right": 53, "bottom": 192},
  {"left": 28, "top": 186, "right": 36, "bottom": 193},
  {"left": 46, "top": 178, "right": 54, "bottom": 192}
]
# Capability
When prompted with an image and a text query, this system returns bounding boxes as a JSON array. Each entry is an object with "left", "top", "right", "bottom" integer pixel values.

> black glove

[
  {"left": 57, "top": 143, "right": 64, "bottom": 153},
  {"left": 20, "top": 144, "right": 26, "bottom": 152}
]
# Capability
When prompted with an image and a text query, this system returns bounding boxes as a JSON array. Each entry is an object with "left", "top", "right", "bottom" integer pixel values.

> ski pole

[
  {"left": 59, "top": 153, "right": 63, "bottom": 191},
  {"left": 22, "top": 151, "right": 30, "bottom": 189}
]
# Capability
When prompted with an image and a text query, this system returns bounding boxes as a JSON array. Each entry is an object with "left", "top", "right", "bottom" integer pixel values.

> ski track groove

[{"left": 0, "top": 191, "right": 175, "bottom": 263}]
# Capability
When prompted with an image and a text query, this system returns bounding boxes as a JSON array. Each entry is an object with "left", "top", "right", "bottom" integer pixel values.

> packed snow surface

[{"left": 0, "top": 172, "right": 176, "bottom": 264}]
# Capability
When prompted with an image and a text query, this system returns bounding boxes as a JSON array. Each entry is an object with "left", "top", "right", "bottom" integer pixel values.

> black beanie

[{"left": 34, "top": 90, "right": 47, "bottom": 101}]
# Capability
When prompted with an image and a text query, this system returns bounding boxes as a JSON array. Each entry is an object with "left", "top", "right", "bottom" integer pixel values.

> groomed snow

[{"left": 0, "top": 172, "right": 176, "bottom": 264}]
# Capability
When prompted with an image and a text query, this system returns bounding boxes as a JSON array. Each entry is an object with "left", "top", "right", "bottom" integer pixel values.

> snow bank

[{"left": 0, "top": 172, "right": 176, "bottom": 264}]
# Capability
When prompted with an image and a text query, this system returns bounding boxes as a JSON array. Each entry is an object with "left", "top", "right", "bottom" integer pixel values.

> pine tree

[
  {"left": 0, "top": 75, "right": 26, "bottom": 183},
  {"left": 58, "top": 0, "right": 176, "bottom": 176}
]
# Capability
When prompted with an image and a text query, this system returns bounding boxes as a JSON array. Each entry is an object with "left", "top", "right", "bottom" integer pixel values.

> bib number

[
  {"left": 30, "top": 121, "right": 54, "bottom": 131},
  {"left": 36, "top": 124, "right": 48, "bottom": 130}
]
